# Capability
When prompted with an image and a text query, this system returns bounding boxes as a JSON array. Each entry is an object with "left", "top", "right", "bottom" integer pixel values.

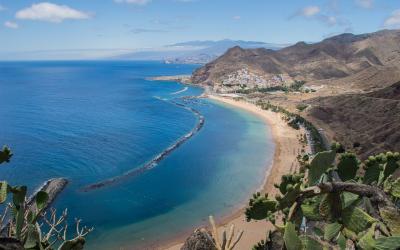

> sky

[{"left": 0, "top": 0, "right": 400, "bottom": 59}]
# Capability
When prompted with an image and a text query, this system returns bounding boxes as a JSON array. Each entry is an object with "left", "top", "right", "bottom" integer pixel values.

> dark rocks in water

[
  {"left": 81, "top": 100, "right": 205, "bottom": 192},
  {"left": 0, "top": 238, "right": 24, "bottom": 250},
  {"left": 27, "top": 178, "right": 68, "bottom": 212},
  {"left": 181, "top": 229, "right": 216, "bottom": 250}
]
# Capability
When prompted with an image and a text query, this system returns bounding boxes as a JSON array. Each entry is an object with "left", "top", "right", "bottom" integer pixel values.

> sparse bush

[{"left": 296, "top": 103, "right": 308, "bottom": 112}]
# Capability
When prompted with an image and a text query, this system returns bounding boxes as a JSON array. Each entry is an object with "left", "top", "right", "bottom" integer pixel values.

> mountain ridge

[{"left": 191, "top": 29, "right": 400, "bottom": 92}]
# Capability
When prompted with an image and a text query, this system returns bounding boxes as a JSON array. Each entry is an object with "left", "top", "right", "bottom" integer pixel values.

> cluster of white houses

[{"left": 215, "top": 68, "right": 293, "bottom": 92}]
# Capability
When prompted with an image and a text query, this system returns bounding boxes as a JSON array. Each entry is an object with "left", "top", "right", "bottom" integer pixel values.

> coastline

[{"left": 162, "top": 94, "right": 304, "bottom": 250}]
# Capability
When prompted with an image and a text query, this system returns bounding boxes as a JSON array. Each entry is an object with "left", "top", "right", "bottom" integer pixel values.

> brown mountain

[
  {"left": 306, "top": 81, "right": 400, "bottom": 159},
  {"left": 192, "top": 29, "right": 400, "bottom": 92}
]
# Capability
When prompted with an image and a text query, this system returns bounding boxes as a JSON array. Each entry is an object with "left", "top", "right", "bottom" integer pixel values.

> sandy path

[{"left": 163, "top": 95, "right": 304, "bottom": 250}]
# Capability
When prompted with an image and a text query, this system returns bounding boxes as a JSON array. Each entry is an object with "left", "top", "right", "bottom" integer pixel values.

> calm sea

[{"left": 0, "top": 61, "right": 274, "bottom": 249}]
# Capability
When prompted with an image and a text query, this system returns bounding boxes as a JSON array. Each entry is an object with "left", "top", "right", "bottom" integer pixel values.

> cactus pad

[
  {"left": 245, "top": 193, "right": 277, "bottom": 221},
  {"left": 308, "top": 150, "right": 336, "bottom": 185},
  {"left": 380, "top": 207, "right": 400, "bottom": 236},
  {"left": 374, "top": 236, "right": 400, "bottom": 250},
  {"left": 363, "top": 155, "right": 385, "bottom": 185},
  {"left": 278, "top": 183, "right": 301, "bottom": 209},
  {"left": 301, "top": 202, "right": 323, "bottom": 221},
  {"left": 337, "top": 153, "right": 359, "bottom": 181},
  {"left": 283, "top": 222, "right": 302, "bottom": 250},
  {"left": 0, "top": 146, "right": 12, "bottom": 164},
  {"left": 357, "top": 224, "right": 376, "bottom": 250},
  {"left": 324, "top": 222, "right": 342, "bottom": 241},
  {"left": 383, "top": 152, "right": 400, "bottom": 180},
  {"left": 342, "top": 206, "right": 376, "bottom": 234},
  {"left": 340, "top": 191, "right": 359, "bottom": 209}
]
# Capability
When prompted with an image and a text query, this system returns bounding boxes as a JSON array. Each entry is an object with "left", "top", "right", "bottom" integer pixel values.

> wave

[
  {"left": 171, "top": 87, "right": 188, "bottom": 95},
  {"left": 80, "top": 99, "right": 205, "bottom": 192}
]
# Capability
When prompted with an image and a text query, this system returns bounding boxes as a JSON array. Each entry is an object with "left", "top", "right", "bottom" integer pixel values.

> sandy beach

[{"left": 163, "top": 94, "right": 305, "bottom": 250}]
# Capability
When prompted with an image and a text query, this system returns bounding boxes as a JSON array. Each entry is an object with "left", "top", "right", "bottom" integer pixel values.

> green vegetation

[
  {"left": 0, "top": 146, "right": 92, "bottom": 249},
  {"left": 245, "top": 144, "right": 400, "bottom": 250},
  {"left": 233, "top": 80, "right": 308, "bottom": 94},
  {"left": 256, "top": 100, "right": 327, "bottom": 153},
  {"left": 296, "top": 104, "right": 308, "bottom": 112}
]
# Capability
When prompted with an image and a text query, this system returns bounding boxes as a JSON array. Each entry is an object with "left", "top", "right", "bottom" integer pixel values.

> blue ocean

[{"left": 0, "top": 61, "right": 274, "bottom": 249}]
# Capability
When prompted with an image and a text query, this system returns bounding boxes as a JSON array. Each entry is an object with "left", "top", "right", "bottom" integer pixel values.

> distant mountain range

[
  {"left": 111, "top": 39, "right": 289, "bottom": 64},
  {"left": 192, "top": 29, "right": 400, "bottom": 91}
]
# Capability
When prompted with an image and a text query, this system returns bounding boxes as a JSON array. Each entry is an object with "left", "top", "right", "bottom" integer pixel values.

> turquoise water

[{"left": 0, "top": 61, "right": 274, "bottom": 249}]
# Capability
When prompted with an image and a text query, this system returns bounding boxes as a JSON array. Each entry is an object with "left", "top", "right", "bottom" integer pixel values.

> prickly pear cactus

[
  {"left": 275, "top": 173, "right": 304, "bottom": 195},
  {"left": 383, "top": 152, "right": 400, "bottom": 180},
  {"left": 308, "top": 150, "right": 336, "bottom": 185},
  {"left": 245, "top": 192, "right": 277, "bottom": 221},
  {"left": 324, "top": 222, "right": 342, "bottom": 241},
  {"left": 278, "top": 183, "right": 301, "bottom": 209},
  {"left": 337, "top": 153, "right": 359, "bottom": 181},
  {"left": 340, "top": 191, "right": 359, "bottom": 209},
  {"left": 363, "top": 154, "right": 385, "bottom": 185},
  {"left": 0, "top": 146, "right": 12, "bottom": 164},
  {"left": 283, "top": 222, "right": 302, "bottom": 250},
  {"left": 300, "top": 235, "right": 324, "bottom": 250},
  {"left": 301, "top": 202, "right": 322, "bottom": 221},
  {"left": 390, "top": 178, "right": 400, "bottom": 198},
  {"left": 357, "top": 224, "right": 376, "bottom": 250},
  {"left": 374, "top": 236, "right": 400, "bottom": 250},
  {"left": 380, "top": 207, "right": 400, "bottom": 236},
  {"left": 246, "top": 150, "right": 400, "bottom": 250},
  {"left": 342, "top": 206, "right": 376, "bottom": 234}
]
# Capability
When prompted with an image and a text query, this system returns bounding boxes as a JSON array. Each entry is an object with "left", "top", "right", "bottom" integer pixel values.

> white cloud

[
  {"left": 4, "top": 21, "right": 18, "bottom": 29},
  {"left": 233, "top": 15, "right": 241, "bottom": 20},
  {"left": 355, "top": 0, "right": 373, "bottom": 9},
  {"left": 318, "top": 15, "right": 337, "bottom": 26},
  {"left": 16, "top": 2, "right": 90, "bottom": 23},
  {"left": 0, "top": 5, "right": 6, "bottom": 11},
  {"left": 300, "top": 6, "right": 321, "bottom": 17},
  {"left": 384, "top": 10, "right": 400, "bottom": 27},
  {"left": 114, "top": 0, "right": 152, "bottom": 5}
]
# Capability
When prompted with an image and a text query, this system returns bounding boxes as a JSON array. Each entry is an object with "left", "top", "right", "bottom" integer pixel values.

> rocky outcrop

[
  {"left": 27, "top": 178, "right": 68, "bottom": 212},
  {"left": 181, "top": 229, "right": 216, "bottom": 250}
]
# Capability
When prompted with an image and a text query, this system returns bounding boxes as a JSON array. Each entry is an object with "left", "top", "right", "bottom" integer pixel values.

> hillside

[
  {"left": 306, "top": 81, "right": 400, "bottom": 159},
  {"left": 192, "top": 29, "right": 400, "bottom": 93}
]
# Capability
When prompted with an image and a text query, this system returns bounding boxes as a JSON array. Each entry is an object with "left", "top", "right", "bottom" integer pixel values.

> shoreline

[{"left": 161, "top": 94, "right": 304, "bottom": 250}]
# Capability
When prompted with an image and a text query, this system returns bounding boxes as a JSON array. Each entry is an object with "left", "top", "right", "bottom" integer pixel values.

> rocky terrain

[
  {"left": 306, "top": 81, "right": 400, "bottom": 159},
  {"left": 192, "top": 29, "right": 400, "bottom": 93},
  {"left": 191, "top": 29, "right": 400, "bottom": 157}
]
